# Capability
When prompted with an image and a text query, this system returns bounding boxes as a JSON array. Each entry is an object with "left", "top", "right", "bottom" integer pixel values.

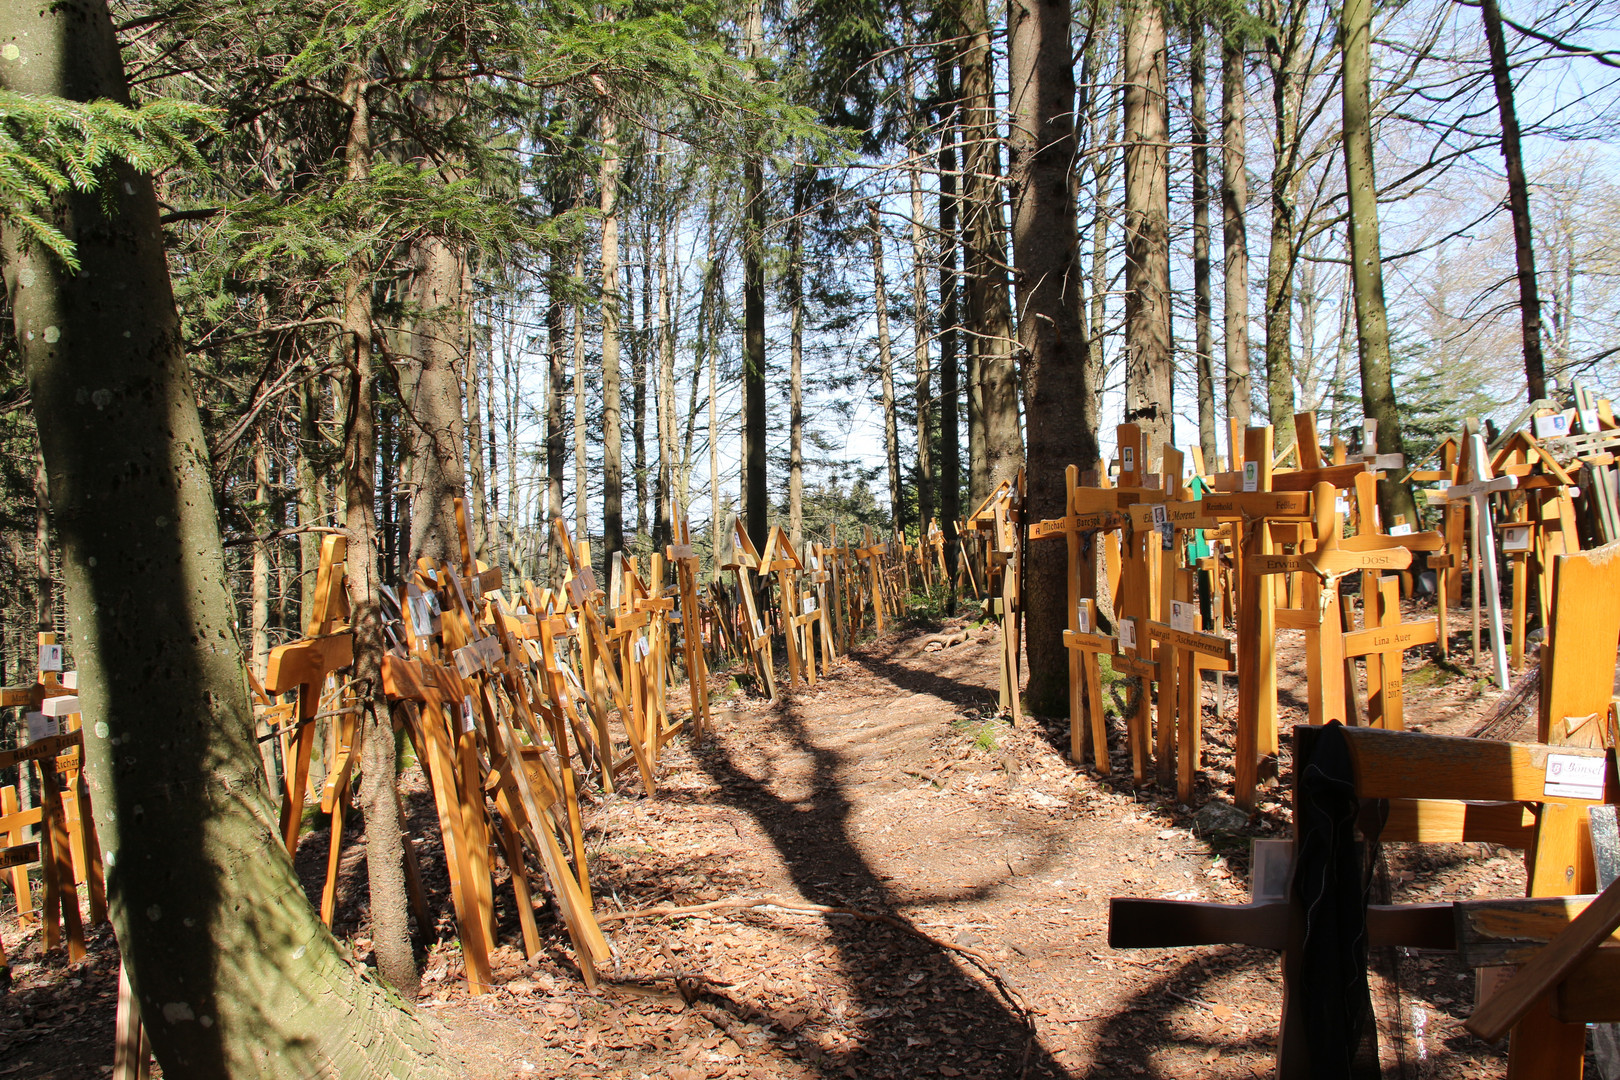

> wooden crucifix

[
  {"left": 1030, "top": 463, "right": 1130, "bottom": 772},
  {"left": 761, "top": 527, "right": 810, "bottom": 687},
  {"left": 1445, "top": 432, "right": 1518, "bottom": 688},
  {"left": 855, "top": 525, "right": 891, "bottom": 637},
  {"left": 667, "top": 506, "right": 713, "bottom": 738},
  {"left": 720, "top": 516, "right": 777, "bottom": 701}
]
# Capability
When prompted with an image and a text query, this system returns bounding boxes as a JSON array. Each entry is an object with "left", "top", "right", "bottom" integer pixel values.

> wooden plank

[
  {"left": 0, "top": 731, "right": 81, "bottom": 772},
  {"left": 1200, "top": 492, "right": 1312, "bottom": 519},
  {"left": 0, "top": 842, "right": 39, "bottom": 870},
  {"left": 1324, "top": 725, "right": 1610, "bottom": 805},
  {"left": 1468, "top": 873, "right": 1620, "bottom": 1041},
  {"left": 1341, "top": 619, "right": 1439, "bottom": 657},
  {"left": 265, "top": 633, "right": 354, "bottom": 695},
  {"left": 1540, "top": 541, "right": 1620, "bottom": 742},
  {"left": 1382, "top": 799, "right": 1535, "bottom": 847}
]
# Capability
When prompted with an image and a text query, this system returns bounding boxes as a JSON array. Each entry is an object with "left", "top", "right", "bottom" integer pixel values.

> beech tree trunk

[
  {"left": 1221, "top": 29, "right": 1252, "bottom": 431},
  {"left": 1191, "top": 19, "right": 1217, "bottom": 467},
  {"left": 961, "top": 0, "right": 1024, "bottom": 494},
  {"left": 1, "top": 1, "right": 447, "bottom": 1070},
  {"left": 871, "top": 204, "right": 904, "bottom": 530},
  {"left": 1264, "top": 9, "right": 1304, "bottom": 446},
  {"left": 547, "top": 253, "right": 569, "bottom": 585},
  {"left": 1479, "top": 0, "right": 1548, "bottom": 403},
  {"left": 573, "top": 247, "right": 589, "bottom": 547},
  {"left": 788, "top": 178, "right": 806, "bottom": 548},
  {"left": 1341, "top": 0, "right": 1418, "bottom": 525},
  {"left": 600, "top": 117, "right": 625, "bottom": 561},
  {"left": 936, "top": 65, "right": 962, "bottom": 590},
  {"left": 1009, "top": 0, "right": 1097, "bottom": 716},
  {"left": 632, "top": 238, "right": 649, "bottom": 543},
  {"left": 1123, "top": 0, "right": 1174, "bottom": 459},
  {"left": 909, "top": 162, "right": 934, "bottom": 535}
]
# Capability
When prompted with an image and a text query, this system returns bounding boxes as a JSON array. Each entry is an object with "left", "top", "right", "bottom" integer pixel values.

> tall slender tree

[
  {"left": 1340, "top": 0, "right": 1417, "bottom": 523},
  {"left": 1222, "top": 18, "right": 1252, "bottom": 431},
  {"left": 1123, "top": 0, "right": 1174, "bottom": 459},
  {"left": 1, "top": 0, "right": 448, "bottom": 1069},
  {"left": 1191, "top": 15, "right": 1218, "bottom": 466},
  {"left": 1010, "top": 0, "right": 1098, "bottom": 715}
]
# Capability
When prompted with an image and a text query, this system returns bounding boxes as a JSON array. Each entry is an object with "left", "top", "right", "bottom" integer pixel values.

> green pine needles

[{"left": 0, "top": 90, "right": 218, "bottom": 269}]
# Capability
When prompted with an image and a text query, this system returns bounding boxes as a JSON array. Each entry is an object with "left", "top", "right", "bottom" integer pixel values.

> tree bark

[
  {"left": 909, "top": 162, "right": 934, "bottom": 535},
  {"left": 1123, "top": 0, "right": 1174, "bottom": 460},
  {"left": 600, "top": 115, "right": 625, "bottom": 562},
  {"left": 547, "top": 255, "right": 568, "bottom": 585},
  {"left": 962, "top": 0, "right": 1024, "bottom": 495},
  {"left": 632, "top": 236, "right": 649, "bottom": 544},
  {"left": 465, "top": 308, "right": 489, "bottom": 560},
  {"left": 1221, "top": 29, "right": 1252, "bottom": 431},
  {"left": 1191, "top": 18, "right": 1218, "bottom": 467},
  {"left": 788, "top": 176, "right": 806, "bottom": 549},
  {"left": 1009, "top": 0, "right": 1097, "bottom": 716},
  {"left": 404, "top": 236, "right": 469, "bottom": 565},
  {"left": 573, "top": 246, "right": 589, "bottom": 548},
  {"left": 937, "top": 64, "right": 962, "bottom": 590},
  {"left": 742, "top": 0, "right": 769, "bottom": 553},
  {"left": 1263, "top": 6, "right": 1304, "bottom": 446},
  {"left": 656, "top": 204, "right": 676, "bottom": 554},
  {"left": 0, "top": 1, "right": 446, "bottom": 1069},
  {"left": 1341, "top": 0, "right": 1418, "bottom": 524},
  {"left": 1479, "top": 0, "right": 1548, "bottom": 402},
  {"left": 871, "top": 203, "right": 904, "bottom": 531}
]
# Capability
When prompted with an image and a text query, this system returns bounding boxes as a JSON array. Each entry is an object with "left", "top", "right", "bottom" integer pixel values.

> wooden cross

[
  {"left": 1196, "top": 427, "right": 1313, "bottom": 808},
  {"left": 855, "top": 525, "right": 891, "bottom": 637},
  {"left": 666, "top": 505, "right": 713, "bottom": 737},
  {"left": 1111, "top": 722, "right": 1613, "bottom": 1078},
  {"left": 719, "top": 516, "right": 777, "bottom": 701},
  {"left": 0, "top": 729, "right": 88, "bottom": 961},
  {"left": 1444, "top": 432, "right": 1517, "bottom": 688},
  {"left": 761, "top": 527, "right": 810, "bottom": 687}
]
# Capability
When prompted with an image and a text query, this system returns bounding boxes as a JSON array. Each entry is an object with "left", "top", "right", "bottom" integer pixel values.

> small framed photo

[
  {"left": 1119, "top": 618, "right": 1137, "bottom": 651},
  {"left": 1243, "top": 461, "right": 1259, "bottom": 492},
  {"left": 38, "top": 643, "right": 62, "bottom": 672},
  {"left": 1534, "top": 414, "right": 1571, "bottom": 439},
  {"left": 1122, "top": 446, "right": 1136, "bottom": 474},
  {"left": 1077, "top": 599, "right": 1093, "bottom": 634},
  {"left": 1170, "top": 600, "right": 1196, "bottom": 633},
  {"left": 1501, "top": 524, "right": 1533, "bottom": 554}
]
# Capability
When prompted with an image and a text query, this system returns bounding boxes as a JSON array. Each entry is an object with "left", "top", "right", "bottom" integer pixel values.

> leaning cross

[{"left": 1444, "top": 433, "right": 1517, "bottom": 688}]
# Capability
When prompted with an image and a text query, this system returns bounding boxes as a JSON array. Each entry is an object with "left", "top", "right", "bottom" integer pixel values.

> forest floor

[{"left": 1, "top": 595, "right": 1573, "bottom": 1079}]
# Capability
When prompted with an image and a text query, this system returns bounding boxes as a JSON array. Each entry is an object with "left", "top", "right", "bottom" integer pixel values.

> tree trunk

[
  {"left": 937, "top": 66, "right": 962, "bottom": 589},
  {"left": 632, "top": 239, "right": 649, "bottom": 544},
  {"left": 252, "top": 440, "right": 270, "bottom": 678},
  {"left": 871, "top": 204, "right": 904, "bottom": 530},
  {"left": 405, "top": 235, "right": 469, "bottom": 564},
  {"left": 1479, "top": 0, "right": 1548, "bottom": 402},
  {"left": 1341, "top": 0, "right": 1418, "bottom": 524},
  {"left": 573, "top": 246, "right": 589, "bottom": 548},
  {"left": 547, "top": 255, "right": 569, "bottom": 585},
  {"left": 1221, "top": 29, "right": 1252, "bottom": 431},
  {"left": 1009, "top": 0, "right": 1098, "bottom": 716},
  {"left": 600, "top": 118, "right": 625, "bottom": 562},
  {"left": 1, "top": 1, "right": 446, "bottom": 1069},
  {"left": 788, "top": 177, "right": 806, "bottom": 549},
  {"left": 1122, "top": 0, "right": 1174, "bottom": 460},
  {"left": 465, "top": 312, "right": 489, "bottom": 560},
  {"left": 656, "top": 206, "right": 676, "bottom": 554},
  {"left": 742, "top": 0, "right": 769, "bottom": 553},
  {"left": 962, "top": 0, "right": 1024, "bottom": 494},
  {"left": 909, "top": 162, "right": 934, "bottom": 535},
  {"left": 1191, "top": 18, "right": 1218, "bottom": 467},
  {"left": 1264, "top": 13, "right": 1303, "bottom": 446}
]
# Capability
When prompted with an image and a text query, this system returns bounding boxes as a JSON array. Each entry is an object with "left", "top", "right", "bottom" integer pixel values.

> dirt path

[{"left": 427, "top": 616, "right": 1517, "bottom": 1079}]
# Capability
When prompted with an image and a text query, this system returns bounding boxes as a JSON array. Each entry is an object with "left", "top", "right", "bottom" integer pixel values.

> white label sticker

[
  {"left": 1077, "top": 602, "right": 1092, "bottom": 634},
  {"left": 1119, "top": 618, "right": 1137, "bottom": 651},
  {"left": 1390, "top": 522, "right": 1414, "bottom": 537},
  {"left": 1336, "top": 496, "right": 1350, "bottom": 516},
  {"left": 803, "top": 596, "right": 816, "bottom": 614},
  {"left": 38, "top": 643, "right": 62, "bottom": 672},
  {"left": 1362, "top": 418, "right": 1378, "bottom": 451},
  {"left": 1170, "top": 600, "right": 1196, "bottom": 633},
  {"left": 1534, "top": 414, "right": 1571, "bottom": 439},
  {"left": 461, "top": 696, "right": 477, "bottom": 734},
  {"left": 1436, "top": 479, "right": 1451, "bottom": 491},
  {"left": 1544, "top": 752, "right": 1605, "bottom": 800},
  {"left": 1580, "top": 409, "right": 1601, "bottom": 435},
  {"left": 1243, "top": 462, "right": 1259, "bottom": 492},
  {"left": 26, "top": 711, "right": 55, "bottom": 744},
  {"left": 62, "top": 671, "right": 77, "bottom": 690},
  {"left": 754, "top": 619, "right": 765, "bottom": 638},
  {"left": 635, "top": 635, "right": 650, "bottom": 662}
]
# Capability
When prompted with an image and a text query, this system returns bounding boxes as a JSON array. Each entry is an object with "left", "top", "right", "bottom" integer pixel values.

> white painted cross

[{"left": 1443, "top": 433, "right": 1517, "bottom": 689}]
